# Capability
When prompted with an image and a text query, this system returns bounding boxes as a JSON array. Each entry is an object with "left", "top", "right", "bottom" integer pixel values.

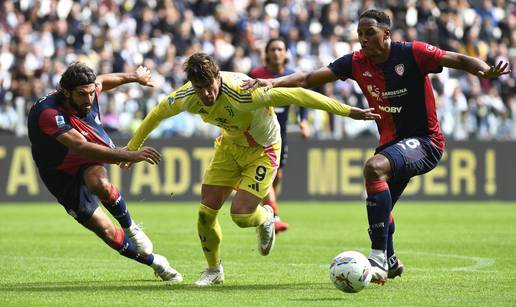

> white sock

[{"left": 369, "top": 249, "right": 387, "bottom": 269}]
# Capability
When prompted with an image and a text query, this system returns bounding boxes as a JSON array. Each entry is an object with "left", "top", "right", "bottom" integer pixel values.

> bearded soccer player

[
  {"left": 126, "top": 53, "right": 380, "bottom": 286},
  {"left": 249, "top": 38, "right": 310, "bottom": 233},
  {"left": 242, "top": 9, "right": 511, "bottom": 285},
  {"left": 28, "top": 63, "right": 182, "bottom": 282}
]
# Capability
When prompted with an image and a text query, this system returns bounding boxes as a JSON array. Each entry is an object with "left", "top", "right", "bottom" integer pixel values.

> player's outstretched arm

[
  {"left": 56, "top": 129, "right": 161, "bottom": 164},
  {"left": 248, "top": 87, "right": 380, "bottom": 120},
  {"left": 440, "top": 52, "right": 511, "bottom": 79},
  {"left": 241, "top": 67, "right": 339, "bottom": 91},
  {"left": 96, "top": 66, "right": 156, "bottom": 91},
  {"left": 126, "top": 94, "right": 182, "bottom": 152}
]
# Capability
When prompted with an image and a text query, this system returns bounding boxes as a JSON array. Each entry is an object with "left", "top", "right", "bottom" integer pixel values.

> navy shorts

[
  {"left": 377, "top": 136, "right": 443, "bottom": 205},
  {"left": 41, "top": 164, "right": 100, "bottom": 224}
]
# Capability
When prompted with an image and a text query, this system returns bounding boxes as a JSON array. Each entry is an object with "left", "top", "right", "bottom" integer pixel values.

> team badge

[
  {"left": 395, "top": 64, "right": 405, "bottom": 76},
  {"left": 426, "top": 44, "right": 435, "bottom": 52},
  {"left": 55, "top": 115, "right": 65, "bottom": 128},
  {"left": 168, "top": 96, "right": 175, "bottom": 105}
]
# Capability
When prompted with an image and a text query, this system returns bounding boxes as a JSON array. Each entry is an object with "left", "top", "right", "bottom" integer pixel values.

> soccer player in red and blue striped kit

[
  {"left": 28, "top": 63, "right": 182, "bottom": 282},
  {"left": 249, "top": 38, "right": 310, "bottom": 234},
  {"left": 243, "top": 9, "right": 511, "bottom": 285}
]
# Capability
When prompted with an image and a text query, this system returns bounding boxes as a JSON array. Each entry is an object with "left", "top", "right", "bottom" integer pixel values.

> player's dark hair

[
  {"left": 59, "top": 62, "right": 96, "bottom": 91},
  {"left": 265, "top": 37, "right": 289, "bottom": 65},
  {"left": 359, "top": 9, "right": 391, "bottom": 28},
  {"left": 184, "top": 53, "right": 220, "bottom": 85}
]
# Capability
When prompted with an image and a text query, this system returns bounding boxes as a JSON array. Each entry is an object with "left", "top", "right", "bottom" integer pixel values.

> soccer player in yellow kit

[{"left": 126, "top": 53, "right": 380, "bottom": 286}]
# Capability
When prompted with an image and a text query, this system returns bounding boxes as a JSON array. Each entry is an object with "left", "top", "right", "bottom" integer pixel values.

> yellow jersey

[{"left": 128, "top": 71, "right": 351, "bottom": 150}]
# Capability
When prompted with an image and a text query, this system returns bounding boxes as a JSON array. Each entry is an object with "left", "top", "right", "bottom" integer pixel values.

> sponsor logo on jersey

[
  {"left": 366, "top": 85, "right": 382, "bottom": 101},
  {"left": 394, "top": 64, "right": 405, "bottom": 76},
  {"left": 378, "top": 105, "right": 403, "bottom": 113},
  {"left": 215, "top": 117, "right": 228, "bottom": 125},
  {"left": 55, "top": 115, "right": 65, "bottom": 128},
  {"left": 382, "top": 88, "right": 408, "bottom": 99},
  {"left": 426, "top": 44, "right": 436, "bottom": 52},
  {"left": 362, "top": 71, "right": 373, "bottom": 77}
]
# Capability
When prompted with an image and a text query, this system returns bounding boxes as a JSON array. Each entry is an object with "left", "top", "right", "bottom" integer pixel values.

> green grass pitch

[{"left": 1, "top": 202, "right": 515, "bottom": 306}]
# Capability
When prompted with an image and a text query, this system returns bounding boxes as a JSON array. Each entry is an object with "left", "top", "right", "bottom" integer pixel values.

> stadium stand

[{"left": 0, "top": 0, "right": 514, "bottom": 140}]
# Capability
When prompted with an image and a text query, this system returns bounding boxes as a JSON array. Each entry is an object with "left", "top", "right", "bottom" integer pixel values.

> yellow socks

[
  {"left": 231, "top": 206, "right": 267, "bottom": 228},
  {"left": 198, "top": 204, "right": 222, "bottom": 269}
]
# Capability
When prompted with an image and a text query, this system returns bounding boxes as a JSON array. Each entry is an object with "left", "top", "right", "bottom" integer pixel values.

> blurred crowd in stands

[{"left": 1, "top": 0, "right": 514, "bottom": 140}]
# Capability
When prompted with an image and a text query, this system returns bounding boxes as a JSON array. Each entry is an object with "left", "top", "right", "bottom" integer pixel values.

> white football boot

[
  {"left": 195, "top": 265, "right": 224, "bottom": 286},
  {"left": 124, "top": 221, "right": 153, "bottom": 255},
  {"left": 152, "top": 254, "right": 183, "bottom": 282},
  {"left": 368, "top": 258, "right": 388, "bottom": 285},
  {"left": 256, "top": 205, "right": 276, "bottom": 256}
]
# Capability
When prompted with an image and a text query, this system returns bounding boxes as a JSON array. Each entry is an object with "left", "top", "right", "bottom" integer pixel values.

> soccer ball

[{"left": 329, "top": 251, "right": 372, "bottom": 293}]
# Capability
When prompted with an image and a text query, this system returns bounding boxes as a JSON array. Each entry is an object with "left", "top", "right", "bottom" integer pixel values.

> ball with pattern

[{"left": 329, "top": 251, "right": 372, "bottom": 293}]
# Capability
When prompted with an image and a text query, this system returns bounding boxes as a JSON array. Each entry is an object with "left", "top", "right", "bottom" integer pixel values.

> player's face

[
  {"left": 266, "top": 41, "right": 287, "bottom": 68},
  {"left": 66, "top": 83, "right": 96, "bottom": 115},
  {"left": 357, "top": 18, "right": 390, "bottom": 59},
  {"left": 191, "top": 76, "right": 221, "bottom": 106}
]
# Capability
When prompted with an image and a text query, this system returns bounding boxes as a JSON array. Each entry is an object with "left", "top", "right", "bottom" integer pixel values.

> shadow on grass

[{"left": 0, "top": 280, "right": 333, "bottom": 293}]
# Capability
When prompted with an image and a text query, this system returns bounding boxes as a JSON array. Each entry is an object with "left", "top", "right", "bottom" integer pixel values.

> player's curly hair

[
  {"left": 59, "top": 62, "right": 96, "bottom": 91},
  {"left": 184, "top": 53, "right": 220, "bottom": 85},
  {"left": 359, "top": 9, "right": 391, "bottom": 28}
]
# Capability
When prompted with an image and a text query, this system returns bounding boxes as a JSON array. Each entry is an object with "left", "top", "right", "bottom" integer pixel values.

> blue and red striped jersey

[
  {"left": 328, "top": 41, "right": 445, "bottom": 150},
  {"left": 28, "top": 86, "right": 114, "bottom": 176}
]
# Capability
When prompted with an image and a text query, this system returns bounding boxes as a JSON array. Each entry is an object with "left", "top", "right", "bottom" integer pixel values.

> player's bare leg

[
  {"left": 231, "top": 190, "right": 275, "bottom": 256},
  {"left": 83, "top": 207, "right": 182, "bottom": 282},
  {"left": 195, "top": 184, "right": 232, "bottom": 286},
  {"left": 83, "top": 165, "right": 153, "bottom": 255}
]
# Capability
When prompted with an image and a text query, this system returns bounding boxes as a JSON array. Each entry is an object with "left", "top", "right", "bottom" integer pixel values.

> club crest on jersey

[
  {"left": 395, "top": 64, "right": 405, "bottom": 76},
  {"left": 55, "top": 115, "right": 65, "bottom": 128},
  {"left": 426, "top": 44, "right": 436, "bottom": 52},
  {"left": 168, "top": 96, "right": 175, "bottom": 105}
]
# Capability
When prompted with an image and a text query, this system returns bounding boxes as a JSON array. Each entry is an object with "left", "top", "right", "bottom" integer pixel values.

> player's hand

[
  {"left": 129, "top": 146, "right": 161, "bottom": 164},
  {"left": 135, "top": 66, "right": 156, "bottom": 87},
  {"left": 299, "top": 120, "right": 310, "bottom": 139},
  {"left": 349, "top": 107, "right": 381, "bottom": 121},
  {"left": 477, "top": 60, "right": 511, "bottom": 79},
  {"left": 241, "top": 78, "right": 273, "bottom": 91}
]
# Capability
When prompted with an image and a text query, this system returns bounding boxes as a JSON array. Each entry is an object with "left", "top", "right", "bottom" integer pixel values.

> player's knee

[
  {"left": 231, "top": 214, "right": 250, "bottom": 228},
  {"left": 88, "top": 177, "right": 112, "bottom": 198},
  {"left": 363, "top": 157, "right": 388, "bottom": 180},
  {"left": 97, "top": 183, "right": 119, "bottom": 204}
]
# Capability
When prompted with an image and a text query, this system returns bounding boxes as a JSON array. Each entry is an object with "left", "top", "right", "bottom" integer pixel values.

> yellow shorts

[{"left": 203, "top": 137, "right": 281, "bottom": 199}]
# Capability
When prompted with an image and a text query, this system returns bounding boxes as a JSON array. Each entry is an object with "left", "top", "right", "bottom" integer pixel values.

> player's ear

[
  {"left": 383, "top": 28, "right": 390, "bottom": 40},
  {"left": 62, "top": 89, "right": 71, "bottom": 99}
]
